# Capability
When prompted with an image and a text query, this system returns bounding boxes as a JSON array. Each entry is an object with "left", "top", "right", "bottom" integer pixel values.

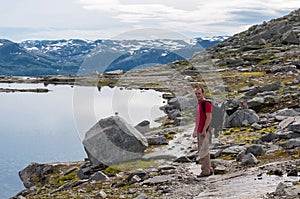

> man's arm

[{"left": 201, "top": 112, "right": 212, "bottom": 136}]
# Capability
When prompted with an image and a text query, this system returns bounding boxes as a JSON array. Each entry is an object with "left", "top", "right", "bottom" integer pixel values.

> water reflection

[{"left": 0, "top": 83, "right": 165, "bottom": 198}]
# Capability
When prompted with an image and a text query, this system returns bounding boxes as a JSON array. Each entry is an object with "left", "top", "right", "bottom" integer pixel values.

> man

[{"left": 193, "top": 86, "right": 213, "bottom": 177}]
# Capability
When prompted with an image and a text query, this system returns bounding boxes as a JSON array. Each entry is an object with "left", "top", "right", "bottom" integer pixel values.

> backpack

[{"left": 201, "top": 100, "right": 226, "bottom": 135}]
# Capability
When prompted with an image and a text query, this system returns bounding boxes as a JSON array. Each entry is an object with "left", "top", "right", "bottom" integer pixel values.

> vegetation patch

[
  {"left": 257, "top": 150, "right": 291, "bottom": 165},
  {"left": 106, "top": 160, "right": 157, "bottom": 174}
]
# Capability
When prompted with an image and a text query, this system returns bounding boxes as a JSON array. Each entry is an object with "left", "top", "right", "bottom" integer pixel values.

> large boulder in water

[{"left": 83, "top": 116, "right": 148, "bottom": 166}]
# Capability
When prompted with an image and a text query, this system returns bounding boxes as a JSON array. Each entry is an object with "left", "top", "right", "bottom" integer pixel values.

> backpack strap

[{"left": 201, "top": 100, "right": 211, "bottom": 113}]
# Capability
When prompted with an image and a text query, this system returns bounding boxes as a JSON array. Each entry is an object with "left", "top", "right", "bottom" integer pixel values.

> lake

[{"left": 0, "top": 83, "right": 166, "bottom": 199}]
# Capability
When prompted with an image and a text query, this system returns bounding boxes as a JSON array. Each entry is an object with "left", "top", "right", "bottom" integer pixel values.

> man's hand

[
  {"left": 201, "top": 130, "right": 207, "bottom": 137},
  {"left": 192, "top": 130, "right": 197, "bottom": 138}
]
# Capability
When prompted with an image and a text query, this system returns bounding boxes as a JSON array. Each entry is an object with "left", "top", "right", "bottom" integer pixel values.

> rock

[
  {"left": 277, "top": 131, "right": 300, "bottom": 139},
  {"left": 212, "top": 89, "right": 223, "bottom": 95},
  {"left": 177, "top": 93, "right": 198, "bottom": 109},
  {"left": 64, "top": 167, "right": 78, "bottom": 176},
  {"left": 159, "top": 104, "right": 175, "bottom": 113},
  {"left": 158, "top": 165, "right": 176, "bottom": 171},
  {"left": 288, "top": 116, "right": 300, "bottom": 132},
  {"left": 211, "top": 159, "right": 234, "bottom": 168},
  {"left": 126, "top": 170, "right": 149, "bottom": 182},
  {"left": 174, "top": 156, "right": 192, "bottom": 163},
  {"left": 237, "top": 152, "right": 258, "bottom": 165},
  {"left": 279, "top": 117, "right": 295, "bottom": 129},
  {"left": 77, "top": 167, "right": 93, "bottom": 180},
  {"left": 142, "top": 151, "right": 177, "bottom": 161},
  {"left": 168, "top": 109, "right": 181, "bottom": 120},
  {"left": 135, "top": 120, "right": 150, "bottom": 134},
  {"left": 261, "top": 81, "right": 281, "bottom": 92},
  {"left": 146, "top": 136, "right": 168, "bottom": 145},
  {"left": 19, "top": 163, "right": 53, "bottom": 188},
  {"left": 263, "top": 95, "right": 280, "bottom": 104},
  {"left": 247, "top": 97, "right": 264, "bottom": 109},
  {"left": 134, "top": 193, "right": 151, "bottom": 199},
  {"left": 141, "top": 175, "right": 174, "bottom": 185},
  {"left": 82, "top": 116, "right": 148, "bottom": 166},
  {"left": 251, "top": 123, "right": 262, "bottom": 130},
  {"left": 128, "top": 175, "right": 142, "bottom": 184},
  {"left": 246, "top": 144, "right": 266, "bottom": 156},
  {"left": 287, "top": 169, "right": 298, "bottom": 177},
  {"left": 225, "top": 109, "right": 259, "bottom": 127},
  {"left": 168, "top": 98, "right": 180, "bottom": 109},
  {"left": 274, "top": 115, "right": 289, "bottom": 121},
  {"left": 274, "top": 182, "right": 300, "bottom": 197},
  {"left": 97, "top": 190, "right": 108, "bottom": 198},
  {"left": 259, "top": 133, "right": 278, "bottom": 142},
  {"left": 210, "top": 149, "right": 222, "bottom": 159},
  {"left": 90, "top": 171, "right": 109, "bottom": 181},
  {"left": 221, "top": 146, "right": 247, "bottom": 155},
  {"left": 245, "top": 81, "right": 281, "bottom": 96},
  {"left": 214, "top": 165, "right": 227, "bottom": 175},
  {"left": 273, "top": 108, "right": 300, "bottom": 117},
  {"left": 280, "top": 138, "right": 300, "bottom": 149},
  {"left": 282, "top": 30, "right": 299, "bottom": 44}
]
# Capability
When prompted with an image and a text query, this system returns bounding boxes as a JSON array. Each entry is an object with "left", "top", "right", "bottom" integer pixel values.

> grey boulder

[
  {"left": 225, "top": 109, "right": 259, "bottom": 127},
  {"left": 83, "top": 116, "right": 148, "bottom": 166}
]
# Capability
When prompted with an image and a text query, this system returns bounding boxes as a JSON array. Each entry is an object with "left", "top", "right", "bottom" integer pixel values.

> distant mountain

[{"left": 0, "top": 36, "right": 227, "bottom": 76}]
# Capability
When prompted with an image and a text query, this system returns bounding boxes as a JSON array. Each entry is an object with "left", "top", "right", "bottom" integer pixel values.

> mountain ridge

[{"left": 0, "top": 36, "right": 228, "bottom": 76}]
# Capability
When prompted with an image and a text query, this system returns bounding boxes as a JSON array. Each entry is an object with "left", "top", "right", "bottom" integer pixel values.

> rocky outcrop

[
  {"left": 225, "top": 109, "right": 259, "bottom": 127},
  {"left": 82, "top": 116, "right": 148, "bottom": 166},
  {"left": 19, "top": 163, "right": 53, "bottom": 188},
  {"left": 192, "top": 9, "right": 300, "bottom": 70}
]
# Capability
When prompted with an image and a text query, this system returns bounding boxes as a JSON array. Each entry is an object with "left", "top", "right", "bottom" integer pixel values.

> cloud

[
  {"left": 78, "top": 0, "right": 299, "bottom": 36},
  {"left": 1, "top": 0, "right": 299, "bottom": 41}
]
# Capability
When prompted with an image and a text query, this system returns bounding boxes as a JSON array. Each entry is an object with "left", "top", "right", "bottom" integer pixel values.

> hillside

[{"left": 192, "top": 8, "right": 300, "bottom": 69}]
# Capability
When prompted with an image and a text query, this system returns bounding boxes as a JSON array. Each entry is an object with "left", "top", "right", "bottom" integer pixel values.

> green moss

[
  {"left": 257, "top": 126, "right": 276, "bottom": 134},
  {"left": 219, "top": 126, "right": 265, "bottom": 144},
  {"left": 219, "top": 154, "right": 235, "bottom": 160},
  {"left": 97, "top": 79, "right": 118, "bottom": 87},
  {"left": 240, "top": 71, "right": 265, "bottom": 77},
  {"left": 258, "top": 150, "right": 290, "bottom": 165},
  {"left": 256, "top": 59, "right": 274, "bottom": 65},
  {"left": 164, "top": 133, "right": 175, "bottom": 140},
  {"left": 86, "top": 186, "right": 93, "bottom": 193},
  {"left": 104, "top": 167, "right": 120, "bottom": 175},
  {"left": 106, "top": 160, "right": 157, "bottom": 173},
  {"left": 292, "top": 148, "right": 300, "bottom": 159},
  {"left": 48, "top": 169, "right": 79, "bottom": 188},
  {"left": 141, "top": 82, "right": 161, "bottom": 88}
]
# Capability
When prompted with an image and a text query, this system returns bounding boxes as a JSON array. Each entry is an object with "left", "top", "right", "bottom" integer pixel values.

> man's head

[{"left": 194, "top": 86, "right": 205, "bottom": 102}]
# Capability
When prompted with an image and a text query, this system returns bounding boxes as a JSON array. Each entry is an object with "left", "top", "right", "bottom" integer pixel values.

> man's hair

[{"left": 194, "top": 86, "right": 205, "bottom": 94}]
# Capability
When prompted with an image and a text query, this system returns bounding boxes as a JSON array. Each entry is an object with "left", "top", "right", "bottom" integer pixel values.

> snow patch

[{"left": 25, "top": 46, "right": 39, "bottom": 51}]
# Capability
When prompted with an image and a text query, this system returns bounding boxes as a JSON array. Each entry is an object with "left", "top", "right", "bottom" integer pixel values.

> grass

[
  {"left": 257, "top": 150, "right": 291, "bottom": 165},
  {"left": 104, "top": 160, "right": 157, "bottom": 174}
]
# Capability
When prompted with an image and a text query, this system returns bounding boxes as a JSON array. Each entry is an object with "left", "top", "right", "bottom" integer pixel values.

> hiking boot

[{"left": 197, "top": 173, "right": 212, "bottom": 178}]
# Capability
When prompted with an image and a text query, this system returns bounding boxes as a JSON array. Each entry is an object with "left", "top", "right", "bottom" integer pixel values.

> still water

[{"left": 0, "top": 83, "right": 166, "bottom": 199}]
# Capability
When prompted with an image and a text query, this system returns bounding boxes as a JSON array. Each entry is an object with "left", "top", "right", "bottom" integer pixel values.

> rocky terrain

[{"left": 10, "top": 8, "right": 300, "bottom": 199}]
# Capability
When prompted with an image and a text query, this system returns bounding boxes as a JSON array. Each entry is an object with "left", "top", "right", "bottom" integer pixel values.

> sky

[{"left": 0, "top": 0, "right": 299, "bottom": 42}]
